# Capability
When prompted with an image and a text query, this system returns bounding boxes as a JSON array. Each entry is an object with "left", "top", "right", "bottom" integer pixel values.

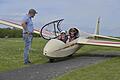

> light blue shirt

[{"left": 22, "top": 15, "right": 34, "bottom": 33}]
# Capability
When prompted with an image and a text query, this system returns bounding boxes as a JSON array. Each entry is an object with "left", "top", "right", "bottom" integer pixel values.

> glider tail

[
  {"left": 94, "top": 17, "right": 100, "bottom": 39},
  {"left": 95, "top": 17, "right": 100, "bottom": 35}
]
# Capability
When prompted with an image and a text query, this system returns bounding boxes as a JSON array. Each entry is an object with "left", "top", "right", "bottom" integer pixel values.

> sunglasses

[{"left": 70, "top": 30, "right": 76, "bottom": 32}]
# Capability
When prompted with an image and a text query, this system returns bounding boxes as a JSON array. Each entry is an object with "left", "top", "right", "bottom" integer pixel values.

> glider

[{"left": 40, "top": 19, "right": 120, "bottom": 62}]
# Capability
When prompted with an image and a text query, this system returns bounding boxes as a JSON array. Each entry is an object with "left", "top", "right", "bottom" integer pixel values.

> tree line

[{"left": 0, "top": 28, "right": 40, "bottom": 38}]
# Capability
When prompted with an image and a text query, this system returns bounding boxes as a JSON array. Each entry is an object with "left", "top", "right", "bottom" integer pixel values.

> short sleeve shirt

[{"left": 22, "top": 15, "right": 34, "bottom": 33}]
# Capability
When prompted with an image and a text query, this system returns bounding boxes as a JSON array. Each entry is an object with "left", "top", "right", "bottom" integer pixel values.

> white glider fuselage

[{"left": 43, "top": 38, "right": 83, "bottom": 58}]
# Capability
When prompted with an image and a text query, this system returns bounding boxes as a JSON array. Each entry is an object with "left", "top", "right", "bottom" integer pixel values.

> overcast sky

[{"left": 0, "top": 0, "right": 120, "bottom": 36}]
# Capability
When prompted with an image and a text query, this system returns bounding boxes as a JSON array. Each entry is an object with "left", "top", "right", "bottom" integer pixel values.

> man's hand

[
  {"left": 25, "top": 31, "right": 30, "bottom": 34},
  {"left": 21, "top": 21, "right": 27, "bottom": 30}
]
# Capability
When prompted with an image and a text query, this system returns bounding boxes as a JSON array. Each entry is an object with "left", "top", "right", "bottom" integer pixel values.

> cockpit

[{"left": 40, "top": 19, "right": 80, "bottom": 43}]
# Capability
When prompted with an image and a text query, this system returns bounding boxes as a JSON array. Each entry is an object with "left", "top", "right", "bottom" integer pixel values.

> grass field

[
  {"left": 0, "top": 38, "right": 48, "bottom": 72},
  {"left": 0, "top": 38, "right": 120, "bottom": 80}
]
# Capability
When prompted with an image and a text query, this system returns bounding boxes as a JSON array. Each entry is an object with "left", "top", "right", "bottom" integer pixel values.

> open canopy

[{"left": 40, "top": 19, "right": 64, "bottom": 40}]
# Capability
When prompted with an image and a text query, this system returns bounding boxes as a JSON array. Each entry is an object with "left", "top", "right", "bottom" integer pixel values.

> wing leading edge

[
  {"left": 77, "top": 38, "right": 120, "bottom": 48},
  {"left": 0, "top": 19, "right": 40, "bottom": 34}
]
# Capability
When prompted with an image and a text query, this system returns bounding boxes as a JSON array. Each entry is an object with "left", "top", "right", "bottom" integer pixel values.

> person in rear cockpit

[
  {"left": 67, "top": 28, "right": 79, "bottom": 42},
  {"left": 58, "top": 31, "right": 68, "bottom": 43}
]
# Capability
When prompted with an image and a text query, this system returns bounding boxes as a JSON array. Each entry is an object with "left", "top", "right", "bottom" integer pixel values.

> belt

[{"left": 23, "top": 32, "right": 33, "bottom": 35}]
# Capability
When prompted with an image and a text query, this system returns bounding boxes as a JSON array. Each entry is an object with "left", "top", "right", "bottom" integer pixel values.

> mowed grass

[
  {"left": 53, "top": 57, "right": 120, "bottom": 80},
  {"left": 0, "top": 38, "right": 48, "bottom": 72}
]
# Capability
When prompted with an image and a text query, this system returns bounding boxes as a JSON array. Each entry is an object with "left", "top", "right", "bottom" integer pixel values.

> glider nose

[
  {"left": 43, "top": 39, "right": 65, "bottom": 57},
  {"left": 44, "top": 50, "right": 47, "bottom": 56}
]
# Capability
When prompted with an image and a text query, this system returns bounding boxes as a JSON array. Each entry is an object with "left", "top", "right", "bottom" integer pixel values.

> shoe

[
  {"left": 28, "top": 61, "right": 32, "bottom": 63},
  {"left": 24, "top": 61, "right": 32, "bottom": 64}
]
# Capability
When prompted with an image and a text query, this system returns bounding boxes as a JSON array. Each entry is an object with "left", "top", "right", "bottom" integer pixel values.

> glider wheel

[
  {"left": 67, "top": 54, "right": 73, "bottom": 57},
  {"left": 49, "top": 59, "right": 55, "bottom": 63}
]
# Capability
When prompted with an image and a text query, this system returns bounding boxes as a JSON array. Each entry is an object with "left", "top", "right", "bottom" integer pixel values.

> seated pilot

[
  {"left": 67, "top": 28, "right": 79, "bottom": 42},
  {"left": 58, "top": 31, "right": 68, "bottom": 43}
]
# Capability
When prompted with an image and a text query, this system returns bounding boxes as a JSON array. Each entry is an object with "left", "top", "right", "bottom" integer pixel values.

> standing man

[{"left": 21, "top": 9, "right": 37, "bottom": 64}]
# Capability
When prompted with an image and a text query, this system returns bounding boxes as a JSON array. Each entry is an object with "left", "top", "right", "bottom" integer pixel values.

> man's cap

[{"left": 29, "top": 9, "right": 38, "bottom": 14}]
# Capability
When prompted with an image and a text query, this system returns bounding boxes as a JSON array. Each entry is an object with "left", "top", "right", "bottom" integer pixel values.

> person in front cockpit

[{"left": 58, "top": 31, "right": 68, "bottom": 43}]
